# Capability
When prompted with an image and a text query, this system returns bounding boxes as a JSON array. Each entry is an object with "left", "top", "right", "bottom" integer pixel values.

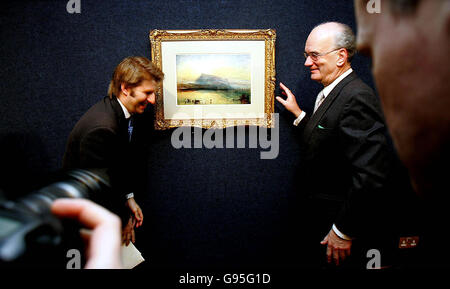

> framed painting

[{"left": 149, "top": 29, "right": 276, "bottom": 130}]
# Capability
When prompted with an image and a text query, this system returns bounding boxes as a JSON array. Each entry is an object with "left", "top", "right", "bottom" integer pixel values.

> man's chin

[
  {"left": 137, "top": 105, "right": 147, "bottom": 113},
  {"left": 310, "top": 74, "right": 321, "bottom": 82}
]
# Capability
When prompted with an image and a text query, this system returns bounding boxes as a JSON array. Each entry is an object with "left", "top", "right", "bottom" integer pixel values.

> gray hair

[
  {"left": 334, "top": 23, "right": 357, "bottom": 63},
  {"left": 314, "top": 22, "right": 357, "bottom": 63}
]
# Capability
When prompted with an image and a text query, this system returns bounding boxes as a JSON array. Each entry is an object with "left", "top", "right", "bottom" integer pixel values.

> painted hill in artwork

[
  {"left": 195, "top": 74, "right": 232, "bottom": 89},
  {"left": 178, "top": 74, "right": 250, "bottom": 91}
]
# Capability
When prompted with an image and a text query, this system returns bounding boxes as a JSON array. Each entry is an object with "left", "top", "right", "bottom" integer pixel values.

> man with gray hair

[{"left": 277, "top": 22, "right": 405, "bottom": 268}]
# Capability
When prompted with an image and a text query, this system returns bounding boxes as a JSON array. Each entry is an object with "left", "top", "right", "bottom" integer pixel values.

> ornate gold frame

[{"left": 149, "top": 29, "right": 276, "bottom": 130}]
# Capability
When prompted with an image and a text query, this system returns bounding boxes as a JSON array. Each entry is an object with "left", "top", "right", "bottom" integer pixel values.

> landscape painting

[
  {"left": 150, "top": 29, "right": 276, "bottom": 129},
  {"left": 176, "top": 54, "right": 251, "bottom": 105}
]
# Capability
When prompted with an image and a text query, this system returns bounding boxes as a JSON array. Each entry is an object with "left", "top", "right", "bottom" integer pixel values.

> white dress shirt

[
  {"left": 293, "top": 68, "right": 353, "bottom": 126},
  {"left": 117, "top": 97, "right": 131, "bottom": 119},
  {"left": 116, "top": 97, "right": 134, "bottom": 200}
]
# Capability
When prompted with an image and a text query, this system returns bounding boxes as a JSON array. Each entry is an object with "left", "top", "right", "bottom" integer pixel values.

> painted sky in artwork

[{"left": 176, "top": 54, "right": 251, "bottom": 84}]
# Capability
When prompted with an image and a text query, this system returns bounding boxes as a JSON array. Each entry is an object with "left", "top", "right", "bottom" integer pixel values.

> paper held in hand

[{"left": 121, "top": 242, "right": 145, "bottom": 269}]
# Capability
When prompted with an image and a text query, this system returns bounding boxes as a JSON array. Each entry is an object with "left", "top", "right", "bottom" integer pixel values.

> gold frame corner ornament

[{"left": 149, "top": 29, "right": 276, "bottom": 130}]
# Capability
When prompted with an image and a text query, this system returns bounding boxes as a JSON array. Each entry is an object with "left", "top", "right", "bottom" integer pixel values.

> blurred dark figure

[{"left": 354, "top": 0, "right": 450, "bottom": 267}]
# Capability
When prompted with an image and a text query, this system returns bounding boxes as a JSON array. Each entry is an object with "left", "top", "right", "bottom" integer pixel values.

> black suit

[
  {"left": 296, "top": 72, "right": 403, "bottom": 267},
  {"left": 63, "top": 96, "right": 134, "bottom": 220}
]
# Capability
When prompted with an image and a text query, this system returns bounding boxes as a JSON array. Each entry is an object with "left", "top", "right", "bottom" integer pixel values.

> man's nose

[{"left": 304, "top": 56, "right": 313, "bottom": 67}]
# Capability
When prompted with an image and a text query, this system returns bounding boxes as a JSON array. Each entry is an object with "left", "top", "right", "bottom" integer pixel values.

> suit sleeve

[
  {"left": 79, "top": 127, "right": 117, "bottom": 169},
  {"left": 291, "top": 112, "right": 310, "bottom": 132},
  {"left": 78, "top": 127, "right": 129, "bottom": 218},
  {"left": 334, "top": 91, "right": 393, "bottom": 238}
]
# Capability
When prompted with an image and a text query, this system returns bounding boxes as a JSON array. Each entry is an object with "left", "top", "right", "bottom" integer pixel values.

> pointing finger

[{"left": 276, "top": 96, "right": 286, "bottom": 105}]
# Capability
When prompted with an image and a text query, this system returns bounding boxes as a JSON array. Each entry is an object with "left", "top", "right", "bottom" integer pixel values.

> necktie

[
  {"left": 127, "top": 117, "right": 134, "bottom": 142},
  {"left": 313, "top": 91, "right": 326, "bottom": 113}
]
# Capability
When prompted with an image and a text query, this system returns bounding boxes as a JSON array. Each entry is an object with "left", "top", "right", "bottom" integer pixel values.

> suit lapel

[
  {"left": 303, "top": 72, "right": 358, "bottom": 143},
  {"left": 110, "top": 97, "right": 126, "bottom": 123},
  {"left": 109, "top": 96, "right": 129, "bottom": 141}
]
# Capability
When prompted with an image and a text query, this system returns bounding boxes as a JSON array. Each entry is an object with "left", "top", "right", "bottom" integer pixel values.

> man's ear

[
  {"left": 336, "top": 48, "right": 348, "bottom": 67},
  {"left": 120, "top": 83, "right": 130, "bottom": 96}
]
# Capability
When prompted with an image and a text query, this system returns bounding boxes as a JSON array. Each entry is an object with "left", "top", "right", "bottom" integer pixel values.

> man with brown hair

[{"left": 63, "top": 56, "right": 164, "bottom": 245}]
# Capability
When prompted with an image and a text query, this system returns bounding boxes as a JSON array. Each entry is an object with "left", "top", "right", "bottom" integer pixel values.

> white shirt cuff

[
  {"left": 293, "top": 111, "right": 306, "bottom": 126},
  {"left": 332, "top": 224, "right": 353, "bottom": 240},
  {"left": 126, "top": 192, "right": 134, "bottom": 200}
]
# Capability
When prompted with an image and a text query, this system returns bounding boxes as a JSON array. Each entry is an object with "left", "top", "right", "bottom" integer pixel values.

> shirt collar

[
  {"left": 116, "top": 97, "right": 131, "bottom": 119},
  {"left": 322, "top": 68, "right": 353, "bottom": 97}
]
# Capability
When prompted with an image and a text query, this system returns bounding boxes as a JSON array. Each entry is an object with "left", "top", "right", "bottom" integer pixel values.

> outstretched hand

[{"left": 276, "top": 82, "right": 303, "bottom": 117}]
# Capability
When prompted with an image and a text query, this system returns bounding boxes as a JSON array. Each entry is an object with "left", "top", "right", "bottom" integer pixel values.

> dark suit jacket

[
  {"left": 63, "top": 96, "right": 134, "bottom": 219},
  {"left": 297, "top": 72, "right": 396, "bottom": 239}
]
